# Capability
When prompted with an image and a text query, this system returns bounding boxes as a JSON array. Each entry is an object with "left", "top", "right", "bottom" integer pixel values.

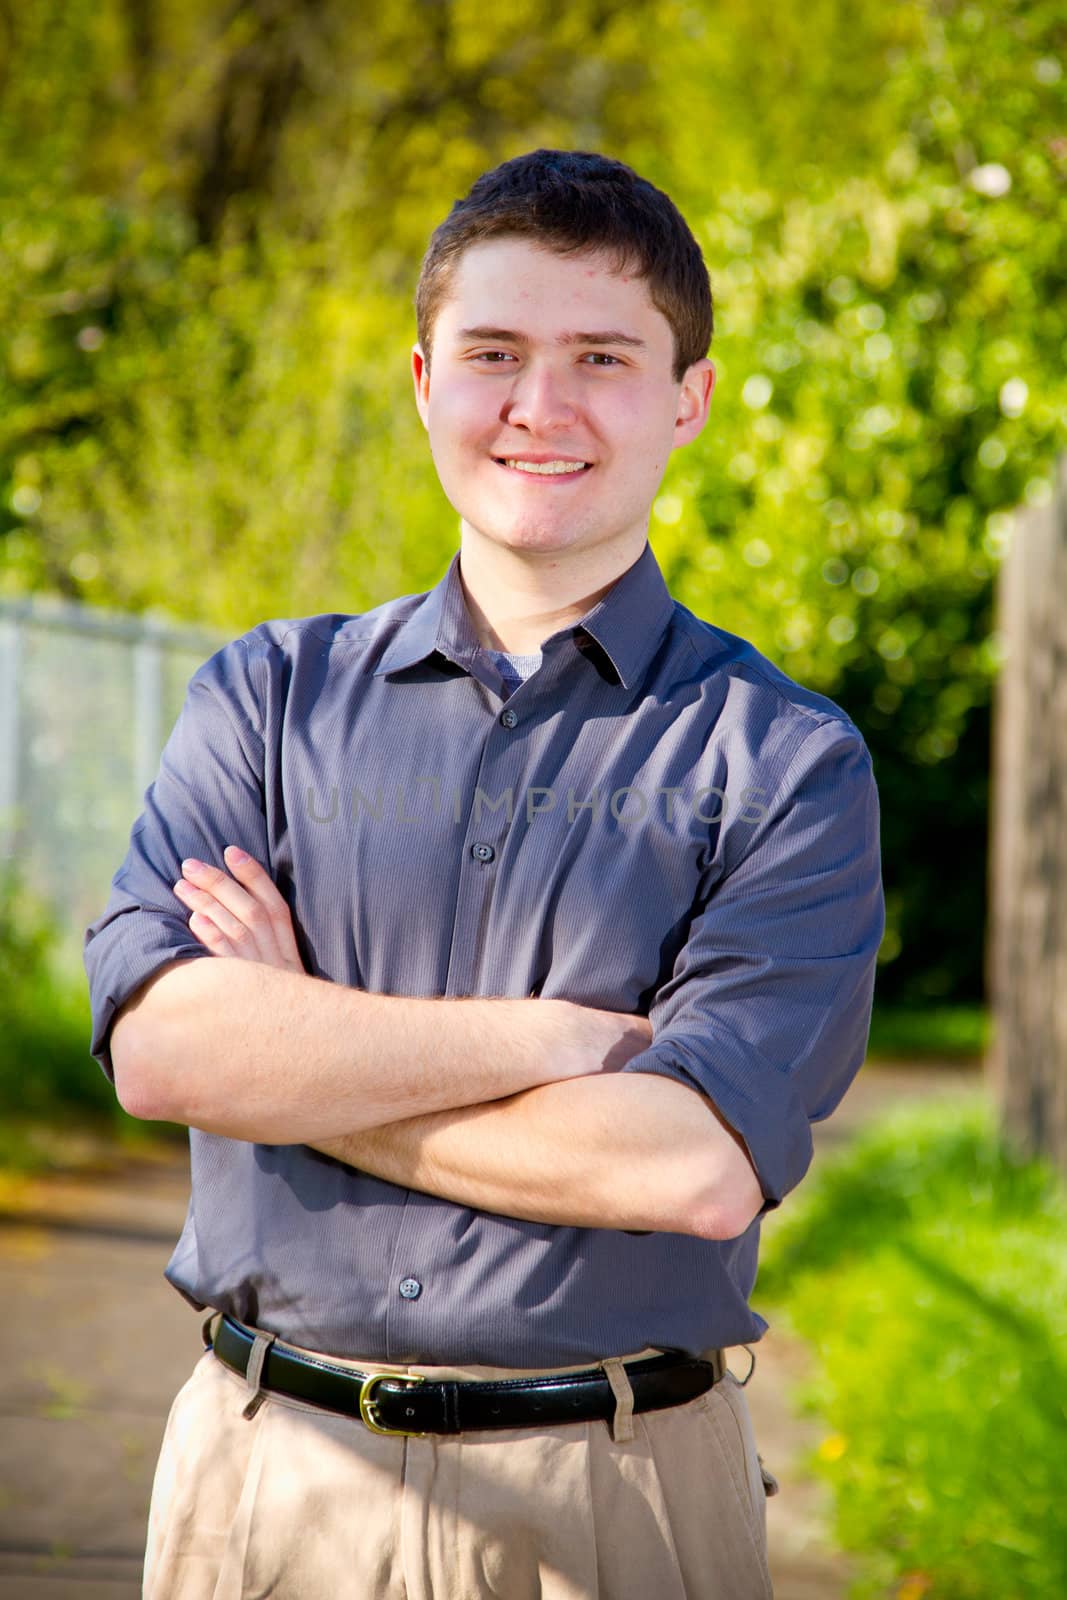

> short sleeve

[
  {"left": 83, "top": 634, "right": 269, "bottom": 1084},
  {"left": 620, "top": 719, "right": 885, "bottom": 1218}
]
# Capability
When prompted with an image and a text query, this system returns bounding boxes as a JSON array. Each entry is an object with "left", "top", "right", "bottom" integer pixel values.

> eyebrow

[{"left": 456, "top": 325, "right": 648, "bottom": 351}]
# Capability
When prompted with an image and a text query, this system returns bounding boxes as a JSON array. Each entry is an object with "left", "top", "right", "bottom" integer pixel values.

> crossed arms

[
  {"left": 111, "top": 849, "right": 765, "bottom": 1240},
  {"left": 101, "top": 699, "right": 884, "bottom": 1244}
]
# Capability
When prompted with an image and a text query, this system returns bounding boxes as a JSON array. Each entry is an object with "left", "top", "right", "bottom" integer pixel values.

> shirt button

[
  {"left": 500, "top": 708, "right": 518, "bottom": 728},
  {"left": 471, "top": 842, "right": 495, "bottom": 863},
  {"left": 398, "top": 1277, "right": 422, "bottom": 1300}
]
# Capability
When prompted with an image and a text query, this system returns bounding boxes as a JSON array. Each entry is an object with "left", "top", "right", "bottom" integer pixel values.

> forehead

[{"left": 436, "top": 237, "right": 670, "bottom": 350}]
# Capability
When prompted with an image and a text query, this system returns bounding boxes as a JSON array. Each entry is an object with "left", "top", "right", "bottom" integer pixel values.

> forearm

[
  {"left": 312, "top": 1071, "right": 758, "bottom": 1239},
  {"left": 111, "top": 957, "right": 625, "bottom": 1143}
]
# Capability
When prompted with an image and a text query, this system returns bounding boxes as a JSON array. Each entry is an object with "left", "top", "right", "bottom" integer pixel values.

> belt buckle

[{"left": 358, "top": 1370, "right": 427, "bottom": 1438}]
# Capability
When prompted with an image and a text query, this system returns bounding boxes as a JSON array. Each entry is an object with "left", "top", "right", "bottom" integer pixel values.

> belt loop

[
  {"left": 601, "top": 1358, "right": 635, "bottom": 1444},
  {"left": 242, "top": 1330, "right": 277, "bottom": 1420},
  {"left": 201, "top": 1311, "right": 221, "bottom": 1351},
  {"left": 699, "top": 1346, "right": 726, "bottom": 1384}
]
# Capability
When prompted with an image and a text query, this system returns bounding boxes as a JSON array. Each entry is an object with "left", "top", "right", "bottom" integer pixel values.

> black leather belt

[{"left": 207, "top": 1314, "right": 721, "bottom": 1436}]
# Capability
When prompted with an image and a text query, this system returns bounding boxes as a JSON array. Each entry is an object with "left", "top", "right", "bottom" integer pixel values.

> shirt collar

[
  {"left": 574, "top": 540, "right": 676, "bottom": 689},
  {"left": 373, "top": 540, "right": 676, "bottom": 691}
]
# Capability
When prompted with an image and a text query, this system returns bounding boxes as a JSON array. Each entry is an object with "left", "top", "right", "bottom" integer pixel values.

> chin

[{"left": 470, "top": 518, "right": 583, "bottom": 555}]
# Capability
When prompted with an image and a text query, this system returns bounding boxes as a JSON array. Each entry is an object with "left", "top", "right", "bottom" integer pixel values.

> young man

[{"left": 85, "top": 149, "right": 884, "bottom": 1599}]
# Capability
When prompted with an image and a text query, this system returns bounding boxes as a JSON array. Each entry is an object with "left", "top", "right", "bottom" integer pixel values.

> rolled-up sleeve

[
  {"left": 621, "top": 718, "right": 885, "bottom": 1217},
  {"left": 83, "top": 634, "right": 267, "bottom": 1085}
]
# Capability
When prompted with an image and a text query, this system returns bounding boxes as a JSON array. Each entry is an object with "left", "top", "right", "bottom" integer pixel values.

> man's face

[{"left": 412, "top": 237, "right": 714, "bottom": 566}]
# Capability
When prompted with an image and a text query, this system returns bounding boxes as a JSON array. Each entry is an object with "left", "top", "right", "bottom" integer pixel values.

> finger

[
  {"left": 221, "top": 846, "right": 305, "bottom": 970},
  {"left": 187, "top": 909, "right": 241, "bottom": 959},
  {"left": 180, "top": 856, "right": 286, "bottom": 966},
  {"left": 174, "top": 878, "right": 263, "bottom": 956}
]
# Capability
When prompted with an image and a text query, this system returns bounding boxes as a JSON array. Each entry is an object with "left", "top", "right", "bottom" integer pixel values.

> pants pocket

[
  {"left": 143, "top": 1354, "right": 268, "bottom": 1599},
  {"left": 597, "top": 1387, "right": 775, "bottom": 1600},
  {"left": 705, "top": 1378, "right": 769, "bottom": 1544},
  {"left": 700, "top": 1374, "right": 774, "bottom": 1598}
]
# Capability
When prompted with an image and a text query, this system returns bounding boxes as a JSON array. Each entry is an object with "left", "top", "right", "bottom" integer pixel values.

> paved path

[{"left": 0, "top": 1058, "right": 986, "bottom": 1598}]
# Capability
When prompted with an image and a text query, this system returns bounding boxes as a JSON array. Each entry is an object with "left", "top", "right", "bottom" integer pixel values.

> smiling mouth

[{"left": 492, "top": 458, "right": 594, "bottom": 477}]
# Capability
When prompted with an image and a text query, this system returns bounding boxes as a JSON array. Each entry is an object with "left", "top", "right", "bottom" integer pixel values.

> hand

[{"left": 173, "top": 846, "right": 306, "bottom": 974}]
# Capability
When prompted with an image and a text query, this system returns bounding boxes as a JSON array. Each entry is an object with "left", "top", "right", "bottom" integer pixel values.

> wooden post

[{"left": 987, "top": 455, "right": 1067, "bottom": 1171}]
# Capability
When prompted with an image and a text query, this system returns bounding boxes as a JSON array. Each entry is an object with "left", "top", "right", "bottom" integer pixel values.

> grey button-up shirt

[{"left": 84, "top": 540, "right": 885, "bottom": 1365}]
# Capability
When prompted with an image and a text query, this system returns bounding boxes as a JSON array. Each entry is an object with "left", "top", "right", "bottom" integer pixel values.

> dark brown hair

[{"left": 415, "top": 149, "right": 713, "bottom": 384}]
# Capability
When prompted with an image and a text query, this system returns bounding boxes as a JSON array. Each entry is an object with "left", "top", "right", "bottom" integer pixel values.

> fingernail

[
  {"left": 226, "top": 846, "right": 249, "bottom": 864},
  {"left": 182, "top": 858, "right": 204, "bottom": 874}
]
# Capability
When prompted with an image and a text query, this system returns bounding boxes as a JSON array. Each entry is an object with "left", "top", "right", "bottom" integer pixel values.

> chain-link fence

[{"left": 0, "top": 596, "right": 224, "bottom": 975}]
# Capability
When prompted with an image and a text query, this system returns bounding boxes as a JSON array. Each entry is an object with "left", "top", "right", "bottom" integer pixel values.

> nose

[{"left": 500, "top": 359, "right": 580, "bottom": 432}]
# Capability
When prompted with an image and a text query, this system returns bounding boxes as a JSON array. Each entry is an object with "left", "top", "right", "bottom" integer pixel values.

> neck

[{"left": 457, "top": 527, "right": 648, "bottom": 654}]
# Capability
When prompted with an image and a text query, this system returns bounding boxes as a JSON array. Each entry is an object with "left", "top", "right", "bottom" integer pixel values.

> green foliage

[
  {"left": 758, "top": 1096, "right": 1067, "bottom": 1598},
  {"left": 1, "top": 0, "right": 1064, "bottom": 999},
  {"left": 6, "top": 231, "right": 449, "bottom": 625},
  {"left": 867, "top": 1003, "right": 989, "bottom": 1059},
  {"left": 0, "top": 866, "right": 112, "bottom": 1119},
  {"left": 647, "top": 0, "right": 1066, "bottom": 1001},
  {"left": 0, "top": 0, "right": 674, "bottom": 623},
  {"left": 0, "top": 867, "right": 189, "bottom": 1170}
]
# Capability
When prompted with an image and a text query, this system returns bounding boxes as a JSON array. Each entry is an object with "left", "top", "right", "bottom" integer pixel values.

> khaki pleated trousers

[{"left": 143, "top": 1324, "right": 776, "bottom": 1600}]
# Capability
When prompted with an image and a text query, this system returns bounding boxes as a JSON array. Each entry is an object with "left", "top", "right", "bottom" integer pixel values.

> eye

[
  {"left": 583, "top": 353, "right": 622, "bottom": 366},
  {"left": 470, "top": 350, "right": 516, "bottom": 363}
]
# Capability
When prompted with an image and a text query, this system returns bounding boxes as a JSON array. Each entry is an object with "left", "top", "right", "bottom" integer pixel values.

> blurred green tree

[{"left": 645, "top": 0, "right": 1066, "bottom": 1001}]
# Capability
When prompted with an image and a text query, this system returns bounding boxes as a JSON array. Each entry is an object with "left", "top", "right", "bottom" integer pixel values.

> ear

[
  {"left": 673, "top": 358, "right": 715, "bottom": 450},
  {"left": 412, "top": 344, "right": 430, "bottom": 429}
]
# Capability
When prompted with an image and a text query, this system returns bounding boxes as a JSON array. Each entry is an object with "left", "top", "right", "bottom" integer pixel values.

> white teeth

[{"left": 504, "top": 459, "right": 588, "bottom": 475}]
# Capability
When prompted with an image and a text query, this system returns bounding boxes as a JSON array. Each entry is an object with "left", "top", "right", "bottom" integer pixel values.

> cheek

[
  {"left": 605, "top": 388, "right": 670, "bottom": 447},
  {"left": 429, "top": 377, "right": 494, "bottom": 434}
]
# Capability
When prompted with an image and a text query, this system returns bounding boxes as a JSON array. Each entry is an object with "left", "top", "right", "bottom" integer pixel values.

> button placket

[{"left": 441, "top": 700, "right": 528, "bottom": 996}]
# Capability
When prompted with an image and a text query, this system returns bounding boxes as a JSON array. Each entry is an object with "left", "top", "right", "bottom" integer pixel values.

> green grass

[
  {"left": 0, "top": 868, "right": 186, "bottom": 1174},
  {"left": 758, "top": 1094, "right": 1067, "bottom": 1599},
  {"left": 867, "top": 1004, "right": 989, "bottom": 1060},
  {"left": 0, "top": 966, "right": 186, "bottom": 1175}
]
